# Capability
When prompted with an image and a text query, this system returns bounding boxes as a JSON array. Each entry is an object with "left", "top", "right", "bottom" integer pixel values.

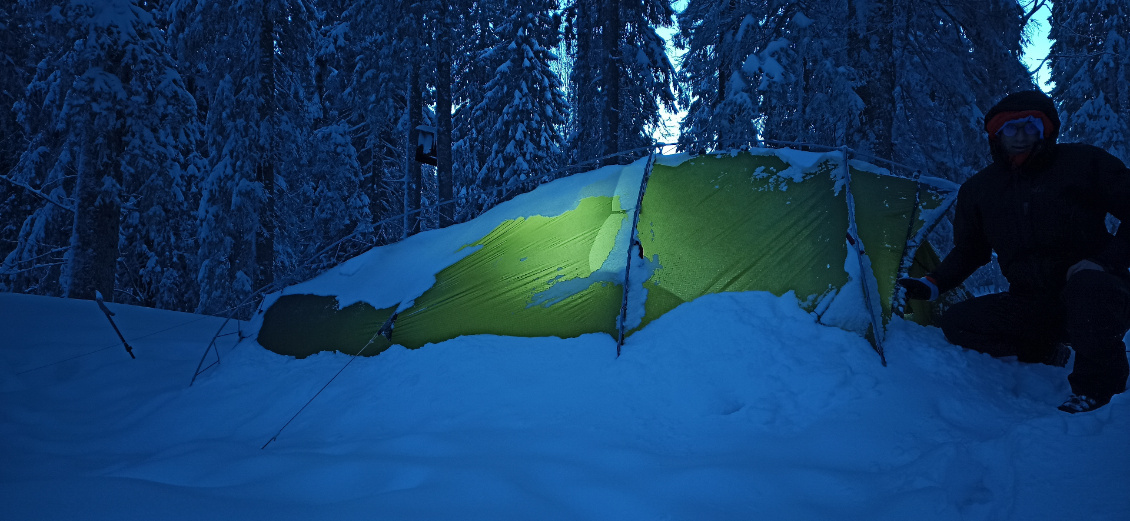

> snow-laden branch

[{"left": 0, "top": 174, "right": 75, "bottom": 213}]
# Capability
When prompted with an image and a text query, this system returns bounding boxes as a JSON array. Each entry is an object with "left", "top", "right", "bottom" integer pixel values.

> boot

[{"left": 1057, "top": 394, "right": 1111, "bottom": 414}]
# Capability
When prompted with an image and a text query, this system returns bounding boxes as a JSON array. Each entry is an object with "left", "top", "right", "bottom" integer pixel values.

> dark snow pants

[{"left": 940, "top": 269, "right": 1130, "bottom": 401}]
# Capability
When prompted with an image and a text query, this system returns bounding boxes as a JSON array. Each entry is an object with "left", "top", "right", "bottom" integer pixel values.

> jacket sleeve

[
  {"left": 1091, "top": 150, "right": 1130, "bottom": 273},
  {"left": 929, "top": 180, "right": 993, "bottom": 293}
]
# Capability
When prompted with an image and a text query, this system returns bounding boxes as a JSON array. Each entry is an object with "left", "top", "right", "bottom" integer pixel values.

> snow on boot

[{"left": 1057, "top": 394, "right": 1110, "bottom": 414}]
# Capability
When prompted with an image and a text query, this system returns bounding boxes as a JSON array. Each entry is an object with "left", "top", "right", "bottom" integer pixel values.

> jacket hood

[{"left": 984, "top": 90, "right": 1061, "bottom": 167}]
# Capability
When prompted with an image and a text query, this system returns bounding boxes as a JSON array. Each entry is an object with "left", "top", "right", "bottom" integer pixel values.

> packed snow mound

[{"left": 2, "top": 291, "right": 1128, "bottom": 520}]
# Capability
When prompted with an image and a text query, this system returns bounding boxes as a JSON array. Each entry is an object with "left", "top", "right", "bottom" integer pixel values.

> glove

[{"left": 897, "top": 276, "right": 940, "bottom": 301}]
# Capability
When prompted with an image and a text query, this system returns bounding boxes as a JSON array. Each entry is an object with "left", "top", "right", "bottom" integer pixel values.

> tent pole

[
  {"left": 841, "top": 147, "right": 888, "bottom": 366},
  {"left": 616, "top": 148, "right": 657, "bottom": 356}
]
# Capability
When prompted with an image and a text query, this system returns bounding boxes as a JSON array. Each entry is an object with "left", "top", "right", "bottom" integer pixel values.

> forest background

[{"left": 1, "top": 0, "right": 1127, "bottom": 318}]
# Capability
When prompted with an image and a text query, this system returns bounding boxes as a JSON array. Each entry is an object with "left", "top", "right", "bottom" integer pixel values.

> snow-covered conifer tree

[
  {"left": 676, "top": 0, "right": 779, "bottom": 151},
  {"left": 473, "top": 0, "right": 569, "bottom": 211},
  {"left": 892, "top": 0, "right": 1033, "bottom": 178},
  {"left": 756, "top": 6, "right": 858, "bottom": 148},
  {"left": 453, "top": 0, "right": 505, "bottom": 221},
  {"left": 345, "top": 0, "right": 429, "bottom": 240},
  {"left": 565, "top": 0, "right": 677, "bottom": 165},
  {"left": 169, "top": 0, "right": 315, "bottom": 314},
  {"left": 0, "top": 3, "right": 43, "bottom": 293},
  {"left": 274, "top": 0, "right": 374, "bottom": 279},
  {"left": 0, "top": 3, "right": 31, "bottom": 185},
  {"left": 296, "top": 121, "right": 372, "bottom": 277},
  {"left": 1051, "top": 0, "right": 1129, "bottom": 163},
  {"left": 691, "top": 1, "right": 1032, "bottom": 179},
  {"left": 846, "top": 0, "right": 895, "bottom": 160},
  {"left": 4, "top": 0, "right": 198, "bottom": 306},
  {"left": 617, "top": 0, "right": 679, "bottom": 156},
  {"left": 114, "top": 3, "right": 201, "bottom": 310}
]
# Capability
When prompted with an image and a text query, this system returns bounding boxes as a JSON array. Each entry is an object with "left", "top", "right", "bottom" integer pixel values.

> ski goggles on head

[{"left": 996, "top": 116, "right": 1044, "bottom": 138}]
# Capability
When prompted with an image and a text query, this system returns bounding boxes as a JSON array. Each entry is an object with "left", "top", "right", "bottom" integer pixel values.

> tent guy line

[{"left": 261, "top": 325, "right": 389, "bottom": 450}]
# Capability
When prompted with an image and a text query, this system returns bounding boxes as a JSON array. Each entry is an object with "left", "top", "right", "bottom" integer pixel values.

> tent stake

[{"left": 95, "top": 291, "right": 135, "bottom": 359}]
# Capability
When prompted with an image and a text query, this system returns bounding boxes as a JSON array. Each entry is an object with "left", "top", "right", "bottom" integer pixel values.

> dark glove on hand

[{"left": 897, "top": 276, "right": 940, "bottom": 301}]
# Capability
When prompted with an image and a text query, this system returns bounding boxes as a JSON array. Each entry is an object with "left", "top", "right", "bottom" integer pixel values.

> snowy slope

[{"left": 2, "top": 289, "right": 1128, "bottom": 521}]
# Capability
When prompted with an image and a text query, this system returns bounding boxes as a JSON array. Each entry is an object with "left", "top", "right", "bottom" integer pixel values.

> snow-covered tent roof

[{"left": 250, "top": 148, "right": 956, "bottom": 360}]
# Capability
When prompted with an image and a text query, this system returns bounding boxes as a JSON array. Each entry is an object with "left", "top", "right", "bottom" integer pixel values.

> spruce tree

[
  {"left": 345, "top": 0, "right": 430, "bottom": 240},
  {"left": 756, "top": 6, "right": 857, "bottom": 148},
  {"left": 115, "top": 2, "right": 201, "bottom": 310},
  {"left": 5, "top": 0, "right": 198, "bottom": 305},
  {"left": 677, "top": 0, "right": 778, "bottom": 151},
  {"left": 682, "top": 1, "right": 1034, "bottom": 179},
  {"left": 169, "top": 0, "right": 315, "bottom": 314},
  {"left": 474, "top": 0, "right": 568, "bottom": 211},
  {"left": 453, "top": 0, "right": 505, "bottom": 221},
  {"left": 1051, "top": 0, "right": 1129, "bottom": 162},
  {"left": 0, "top": 2, "right": 44, "bottom": 293},
  {"left": 565, "top": 0, "right": 677, "bottom": 166}
]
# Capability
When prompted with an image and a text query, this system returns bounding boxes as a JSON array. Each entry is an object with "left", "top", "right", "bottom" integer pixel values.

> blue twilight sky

[{"left": 1025, "top": 1, "right": 1054, "bottom": 92}]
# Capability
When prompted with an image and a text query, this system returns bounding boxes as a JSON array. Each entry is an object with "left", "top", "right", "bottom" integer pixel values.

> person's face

[{"left": 998, "top": 119, "right": 1042, "bottom": 156}]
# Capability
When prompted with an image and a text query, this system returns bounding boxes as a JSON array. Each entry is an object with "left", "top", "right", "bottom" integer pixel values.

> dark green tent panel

[{"left": 258, "top": 294, "right": 396, "bottom": 357}]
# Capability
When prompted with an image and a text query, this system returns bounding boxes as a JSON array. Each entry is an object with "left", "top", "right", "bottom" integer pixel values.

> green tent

[{"left": 252, "top": 148, "right": 956, "bottom": 361}]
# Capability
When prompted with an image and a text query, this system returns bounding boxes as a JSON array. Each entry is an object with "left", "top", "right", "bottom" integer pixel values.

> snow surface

[
  {"left": 4, "top": 148, "right": 1128, "bottom": 520},
  {"left": 3, "top": 287, "right": 1130, "bottom": 520}
]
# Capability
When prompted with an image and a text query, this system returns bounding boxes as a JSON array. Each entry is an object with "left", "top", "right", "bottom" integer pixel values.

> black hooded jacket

[{"left": 930, "top": 91, "right": 1130, "bottom": 297}]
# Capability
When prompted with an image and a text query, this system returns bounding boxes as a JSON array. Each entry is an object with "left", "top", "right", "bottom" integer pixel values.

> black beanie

[{"left": 984, "top": 90, "right": 1060, "bottom": 141}]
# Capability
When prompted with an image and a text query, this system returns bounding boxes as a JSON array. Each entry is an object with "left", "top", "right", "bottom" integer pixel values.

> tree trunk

[
  {"left": 848, "top": 0, "right": 894, "bottom": 159},
  {"left": 407, "top": 65, "right": 423, "bottom": 236},
  {"left": 255, "top": 1, "right": 276, "bottom": 290},
  {"left": 67, "top": 28, "right": 128, "bottom": 302},
  {"left": 67, "top": 142, "right": 122, "bottom": 301},
  {"left": 601, "top": 0, "right": 621, "bottom": 165},
  {"left": 436, "top": 5, "right": 454, "bottom": 227}
]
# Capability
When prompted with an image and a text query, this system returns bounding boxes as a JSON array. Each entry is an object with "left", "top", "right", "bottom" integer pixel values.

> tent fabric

[
  {"left": 390, "top": 196, "right": 628, "bottom": 349},
  {"left": 848, "top": 167, "right": 925, "bottom": 322},
  {"left": 254, "top": 149, "right": 956, "bottom": 359},
  {"left": 633, "top": 154, "right": 849, "bottom": 333},
  {"left": 258, "top": 294, "right": 394, "bottom": 356}
]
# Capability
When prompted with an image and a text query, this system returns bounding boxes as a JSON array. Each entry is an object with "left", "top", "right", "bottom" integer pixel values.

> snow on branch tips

[{"left": 741, "top": 38, "right": 790, "bottom": 91}]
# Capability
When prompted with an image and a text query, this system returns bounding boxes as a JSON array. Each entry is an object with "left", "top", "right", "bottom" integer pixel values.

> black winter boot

[{"left": 1057, "top": 394, "right": 1111, "bottom": 414}]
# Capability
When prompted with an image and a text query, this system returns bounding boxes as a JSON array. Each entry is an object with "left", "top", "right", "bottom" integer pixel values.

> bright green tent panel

[
  {"left": 390, "top": 196, "right": 628, "bottom": 349},
  {"left": 848, "top": 167, "right": 920, "bottom": 321},
  {"left": 634, "top": 154, "right": 850, "bottom": 332},
  {"left": 258, "top": 294, "right": 396, "bottom": 357}
]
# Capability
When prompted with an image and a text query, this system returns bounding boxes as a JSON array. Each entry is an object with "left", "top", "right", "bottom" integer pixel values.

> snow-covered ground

[
  {"left": 2, "top": 288, "right": 1128, "bottom": 520},
  {"left": 2, "top": 151, "right": 1128, "bottom": 520}
]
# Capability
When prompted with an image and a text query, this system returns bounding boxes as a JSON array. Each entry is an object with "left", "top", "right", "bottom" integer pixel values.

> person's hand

[
  {"left": 1066, "top": 259, "right": 1104, "bottom": 280},
  {"left": 897, "top": 276, "right": 940, "bottom": 301}
]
